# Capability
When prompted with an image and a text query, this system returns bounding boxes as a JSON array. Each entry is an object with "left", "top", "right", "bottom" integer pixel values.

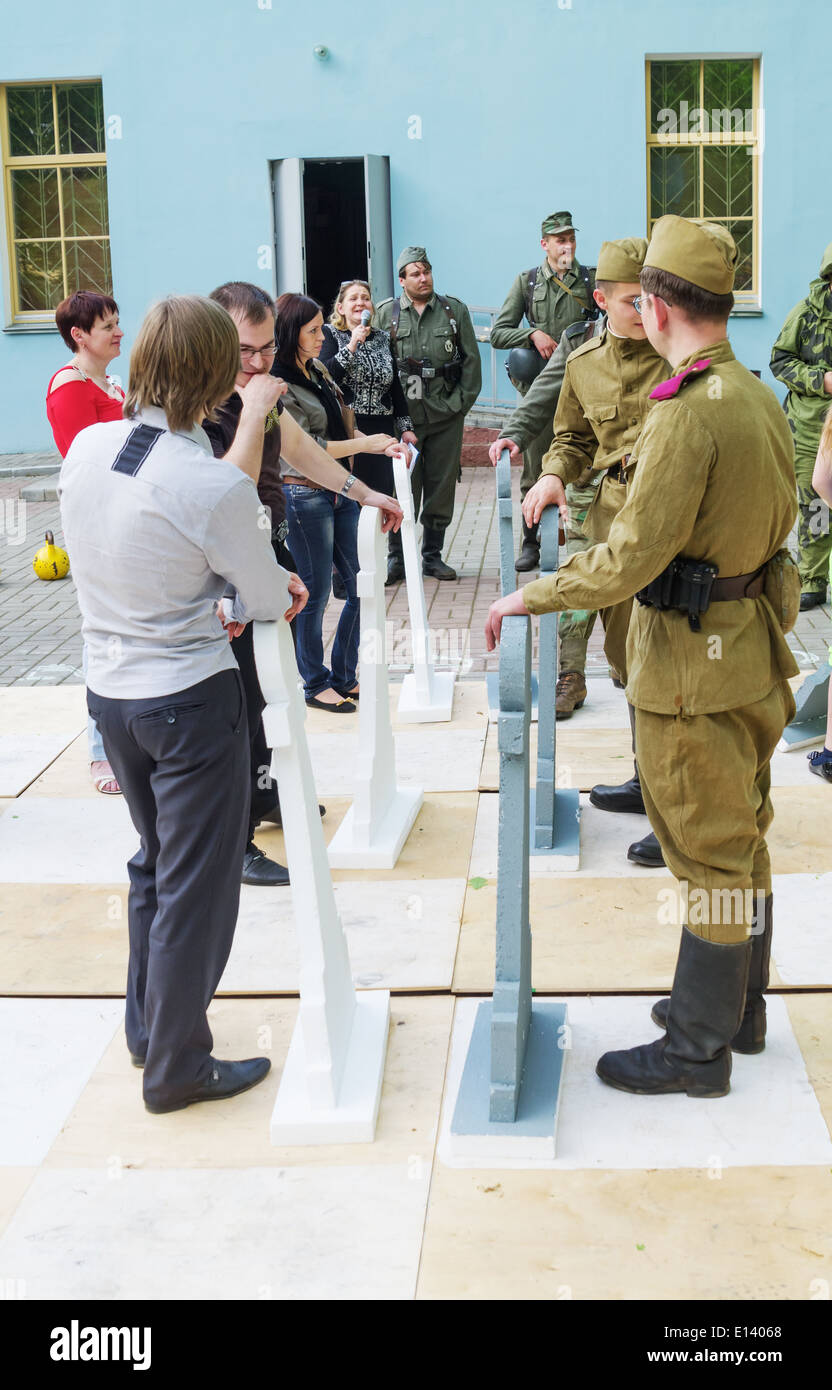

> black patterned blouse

[{"left": 318, "top": 324, "right": 414, "bottom": 437}]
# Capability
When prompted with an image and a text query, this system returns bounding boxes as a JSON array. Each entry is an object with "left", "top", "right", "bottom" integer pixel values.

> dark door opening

[{"left": 302, "top": 159, "right": 367, "bottom": 314}]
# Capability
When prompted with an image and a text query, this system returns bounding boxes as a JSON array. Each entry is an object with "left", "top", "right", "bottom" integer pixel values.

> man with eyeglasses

[
  {"left": 205, "top": 281, "right": 401, "bottom": 884},
  {"left": 519, "top": 239, "right": 670, "bottom": 868}
]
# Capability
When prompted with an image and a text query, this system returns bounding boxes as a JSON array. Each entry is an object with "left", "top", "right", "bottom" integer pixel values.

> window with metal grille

[
  {"left": 646, "top": 58, "right": 761, "bottom": 306},
  {"left": 1, "top": 80, "right": 111, "bottom": 323}
]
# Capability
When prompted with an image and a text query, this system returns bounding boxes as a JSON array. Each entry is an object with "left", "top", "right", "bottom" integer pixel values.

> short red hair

[{"left": 55, "top": 291, "right": 119, "bottom": 350}]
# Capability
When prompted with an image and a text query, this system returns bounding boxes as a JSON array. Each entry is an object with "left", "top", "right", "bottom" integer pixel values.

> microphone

[{"left": 360, "top": 310, "right": 371, "bottom": 328}]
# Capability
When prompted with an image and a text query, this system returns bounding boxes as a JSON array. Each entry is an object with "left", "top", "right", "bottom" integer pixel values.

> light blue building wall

[{"left": 2, "top": 0, "right": 830, "bottom": 451}]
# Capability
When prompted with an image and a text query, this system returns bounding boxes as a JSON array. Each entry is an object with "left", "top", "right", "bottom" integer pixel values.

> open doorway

[
  {"left": 304, "top": 160, "right": 366, "bottom": 312},
  {"left": 272, "top": 155, "right": 393, "bottom": 310}
]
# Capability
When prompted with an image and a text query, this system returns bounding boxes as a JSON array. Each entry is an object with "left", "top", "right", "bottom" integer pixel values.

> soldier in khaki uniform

[
  {"left": 486, "top": 216, "right": 799, "bottom": 1098},
  {"left": 491, "top": 212, "right": 596, "bottom": 570},
  {"left": 522, "top": 238, "right": 669, "bottom": 866},
  {"left": 489, "top": 316, "right": 604, "bottom": 719},
  {"left": 374, "top": 247, "right": 482, "bottom": 581}
]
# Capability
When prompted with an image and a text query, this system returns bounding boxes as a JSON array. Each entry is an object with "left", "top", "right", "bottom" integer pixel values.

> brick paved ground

[{"left": 1, "top": 462, "right": 829, "bottom": 686}]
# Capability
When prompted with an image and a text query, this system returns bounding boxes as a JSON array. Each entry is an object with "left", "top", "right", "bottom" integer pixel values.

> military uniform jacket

[
  {"left": 491, "top": 259, "right": 595, "bottom": 353},
  {"left": 769, "top": 273, "right": 832, "bottom": 451},
  {"left": 373, "top": 291, "right": 482, "bottom": 428},
  {"left": 540, "top": 325, "right": 668, "bottom": 485},
  {"left": 523, "top": 341, "right": 800, "bottom": 716},
  {"left": 503, "top": 317, "right": 603, "bottom": 454}
]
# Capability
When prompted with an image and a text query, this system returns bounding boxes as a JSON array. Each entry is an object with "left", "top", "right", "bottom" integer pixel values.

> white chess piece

[
  {"left": 254, "top": 596, "right": 389, "bottom": 1143},
  {"left": 326, "top": 505, "right": 423, "bottom": 868},
  {"left": 393, "top": 451, "right": 456, "bottom": 722}
]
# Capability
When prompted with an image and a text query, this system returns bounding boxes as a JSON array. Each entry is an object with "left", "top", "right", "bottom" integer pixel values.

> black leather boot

[
  {"left": 652, "top": 893, "right": 771, "bottom": 1053},
  {"left": 597, "top": 926, "right": 751, "bottom": 1097},
  {"left": 515, "top": 519, "right": 540, "bottom": 572},
  {"left": 422, "top": 526, "right": 457, "bottom": 580},
  {"left": 627, "top": 829, "right": 665, "bottom": 867},
  {"left": 589, "top": 702, "right": 647, "bottom": 814},
  {"left": 385, "top": 529, "right": 405, "bottom": 586}
]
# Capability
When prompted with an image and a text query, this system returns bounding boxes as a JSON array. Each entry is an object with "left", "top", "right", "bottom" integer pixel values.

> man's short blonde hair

[{"left": 124, "top": 295, "right": 240, "bottom": 433}]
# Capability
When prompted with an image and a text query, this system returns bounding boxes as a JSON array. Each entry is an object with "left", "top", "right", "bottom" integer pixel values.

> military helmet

[{"left": 506, "top": 345, "right": 545, "bottom": 387}]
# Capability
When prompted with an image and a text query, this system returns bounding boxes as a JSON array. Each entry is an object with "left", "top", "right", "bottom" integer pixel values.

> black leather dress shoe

[
  {"left": 589, "top": 775, "right": 646, "bottom": 815},
  {"left": 799, "top": 589, "right": 826, "bottom": 611},
  {"left": 144, "top": 1056, "right": 271, "bottom": 1114},
  {"left": 627, "top": 830, "right": 665, "bottom": 867},
  {"left": 242, "top": 847, "right": 290, "bottom": 886},
  {"left": 258, "top": 804, "right": 326, "bottom": 829}
]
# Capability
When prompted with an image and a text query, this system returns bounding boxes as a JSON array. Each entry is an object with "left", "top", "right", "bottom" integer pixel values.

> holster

[{"left": 636, "top": 557, "right": 766, "bottom": 632}]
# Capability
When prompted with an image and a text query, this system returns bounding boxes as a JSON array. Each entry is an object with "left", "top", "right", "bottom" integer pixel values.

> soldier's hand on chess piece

[
  {"left": 485, "top": 589, "right": 531, "bottom": 651},
  {"left": 488, "top": 437, "right": 521, "bottom": 466},
  {"left": 523, "top": 474, "right": 569, "bottom": 528}
]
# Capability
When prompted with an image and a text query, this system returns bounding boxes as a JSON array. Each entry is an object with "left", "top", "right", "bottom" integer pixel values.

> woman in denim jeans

[{"left": 274, "top": 294, "right": 399, "bottom": 711}]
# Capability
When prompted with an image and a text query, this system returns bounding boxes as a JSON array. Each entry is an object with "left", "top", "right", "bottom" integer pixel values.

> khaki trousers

[{"left": 634, "top": 681, "right": 796, "bottom": 943}]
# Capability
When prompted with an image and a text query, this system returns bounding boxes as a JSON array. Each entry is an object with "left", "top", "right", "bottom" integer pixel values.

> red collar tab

[{"left": 650, "top": 359, "right": 712, "bottom": 401}]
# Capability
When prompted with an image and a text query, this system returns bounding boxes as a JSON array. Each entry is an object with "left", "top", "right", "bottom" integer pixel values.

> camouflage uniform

[{"left": 770, "top": 242, "right": 832, "bottom": 596}]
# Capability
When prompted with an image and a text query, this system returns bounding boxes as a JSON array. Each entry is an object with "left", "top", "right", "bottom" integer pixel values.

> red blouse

[{"left": 46, "top": 369, "right": 126, "bottom": 458}]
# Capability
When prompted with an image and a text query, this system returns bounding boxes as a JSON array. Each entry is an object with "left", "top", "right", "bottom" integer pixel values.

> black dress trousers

[{"left": 88, "top": 669, "right": 249, "bottom": 1109}]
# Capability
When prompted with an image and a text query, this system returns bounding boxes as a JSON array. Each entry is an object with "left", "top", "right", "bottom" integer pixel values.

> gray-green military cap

[
  {"left": 397, "top": 245, "right": 430, "bottom": 275},
  {"left": 541, "top": 211, "right": 577, "bottom": 235}
]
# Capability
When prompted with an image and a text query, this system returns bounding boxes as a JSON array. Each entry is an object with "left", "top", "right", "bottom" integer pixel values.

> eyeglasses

[
  {"left": 240, "top": 342, "right": 276, "bottom": 360},
  {"left": 632, "top": 296, "right": 645, "bottom": 315},
  {"left": 338, "top": 281, "right": 371, "bottom": 292}
]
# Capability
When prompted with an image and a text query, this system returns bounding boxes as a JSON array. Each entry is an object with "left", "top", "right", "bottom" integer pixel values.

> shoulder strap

[
  {"left": 390, "top": 297, "right": 401, "bottom": 348},
  {"left": 524, "top": 267, "right": 538, "bottom": 326},
  {"left": 435, "top": 293, "right": 459, "bottom": 343},
  {"left": 111, "top": 424, "right": 164, "bottom": 477}
]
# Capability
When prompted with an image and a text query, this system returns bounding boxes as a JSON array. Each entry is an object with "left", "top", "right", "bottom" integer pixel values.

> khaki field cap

[
  {"left": 541, "top": 211, "right": 576, "bottom": 235},
  {"left": 397, "top": 245, "right": 429, "bottom": 275},
  {"left": 596, "top": 237, "right": 648, "bottom": 282},
  {"left": 644, "top": 215, "right": 737, "bottom": 294}
]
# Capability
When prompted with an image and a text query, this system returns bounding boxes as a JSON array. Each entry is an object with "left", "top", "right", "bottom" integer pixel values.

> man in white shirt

[{"left": 60, "top": 296, "right": 308, "bottom": 1113}]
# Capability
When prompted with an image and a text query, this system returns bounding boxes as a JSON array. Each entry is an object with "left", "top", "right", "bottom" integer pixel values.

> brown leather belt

[
  {"left": 710, "top": 567, "right": 766, "bottom": 601},
  {"left": 284, "top": 475, "right": 328, "bottom": 491}
]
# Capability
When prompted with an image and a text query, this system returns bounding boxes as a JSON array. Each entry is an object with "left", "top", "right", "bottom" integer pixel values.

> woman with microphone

[{"left": 320, "top": 279, "right": 417, "bottom": 585}]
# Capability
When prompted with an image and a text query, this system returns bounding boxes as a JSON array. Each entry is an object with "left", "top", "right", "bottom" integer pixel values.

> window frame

[
  {"left": 0, "top": 78, "right": 110, "bottom": 326},
  {"left": 645, "top": 55, "right": 762, "bottom": 312}
]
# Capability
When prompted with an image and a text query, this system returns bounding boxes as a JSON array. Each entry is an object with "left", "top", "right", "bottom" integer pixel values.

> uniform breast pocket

[
  {"left": 584, "top": 403, "right": 617, "bottom": 430},
  {"left": 433, "top": 326, "right": 456, "bottom": 358}
]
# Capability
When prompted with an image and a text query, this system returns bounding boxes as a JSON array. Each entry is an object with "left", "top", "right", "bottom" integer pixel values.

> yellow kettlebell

[{"left": 33, "top": 530, "right": 70, "bottom": 581}]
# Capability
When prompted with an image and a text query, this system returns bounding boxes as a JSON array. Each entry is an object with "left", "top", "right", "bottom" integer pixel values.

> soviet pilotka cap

[
  {"left": 644, "top": 215, "right": 737, "bottom": 292},
  {"left": 397, "top": 245, "right": 430, "bottom": 275},
  {"left": 542, "top": 211, "right": 576, "bottom": 235},
  {"left": 596, "top": 237, "right": 648, "bottom": 281}
]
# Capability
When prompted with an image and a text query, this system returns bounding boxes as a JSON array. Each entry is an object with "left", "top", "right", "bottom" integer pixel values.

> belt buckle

[{"left": 421, "top": 360, "right": 435, "bottom": 379}]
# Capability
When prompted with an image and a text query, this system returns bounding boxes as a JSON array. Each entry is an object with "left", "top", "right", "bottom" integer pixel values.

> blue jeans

[{"left": 284, "top": 485, "right": 361, "bottom": 699}]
